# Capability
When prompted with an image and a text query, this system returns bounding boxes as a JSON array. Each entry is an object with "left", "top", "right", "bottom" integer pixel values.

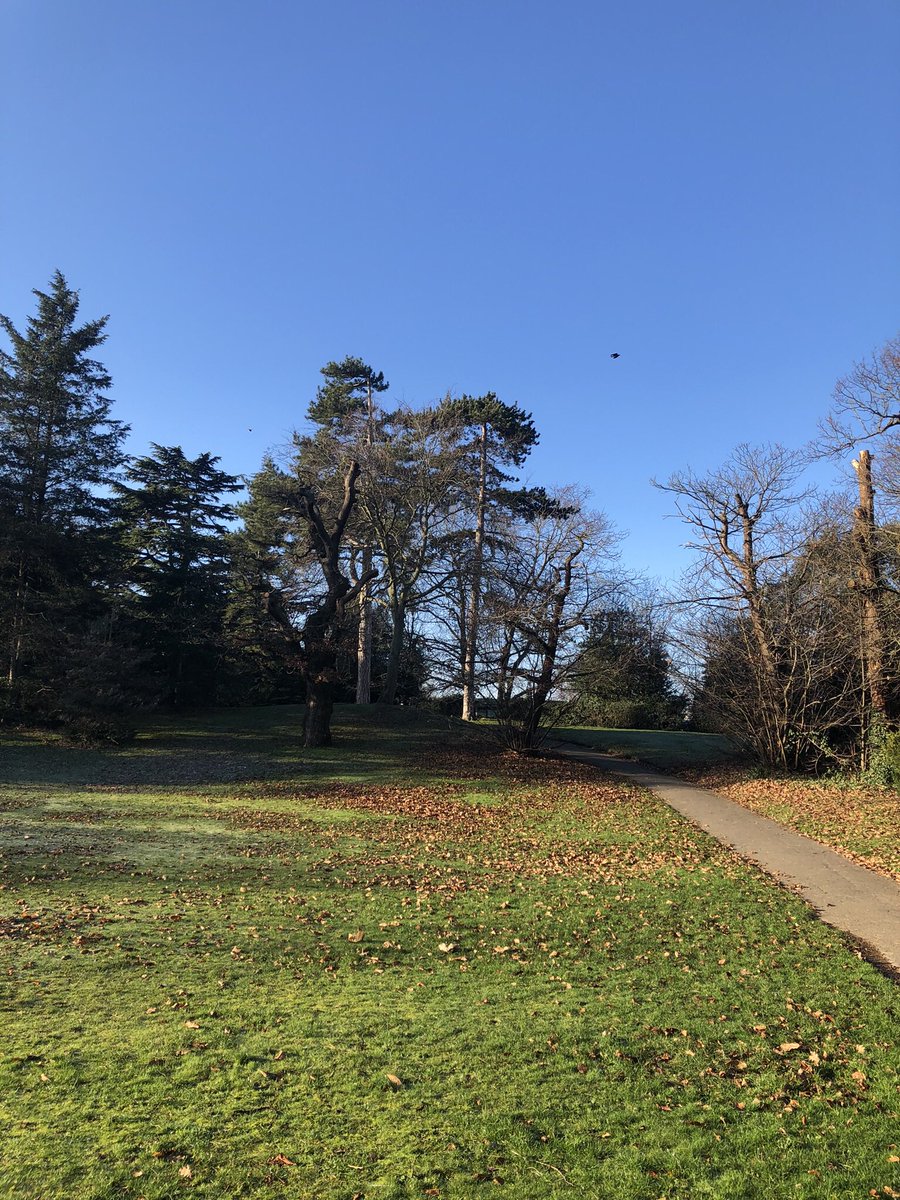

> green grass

[
  {"left": 1, "top": 705, "right": 898, "bottom": 1199},
  {"left": 555, "top": 726, "right": 741, "bottom": 770}
]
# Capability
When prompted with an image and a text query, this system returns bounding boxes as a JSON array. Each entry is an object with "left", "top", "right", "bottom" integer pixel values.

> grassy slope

[
  {"left": 554, "top": 726, "right": 740, "bottom": 771},
  {"left": 1, "top": 706, "right": 898, "bottom": 1200}
]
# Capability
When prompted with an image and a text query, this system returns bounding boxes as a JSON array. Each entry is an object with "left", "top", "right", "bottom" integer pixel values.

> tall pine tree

[{"left": 0, "top": 272, "right": 127, "bottom": 711}]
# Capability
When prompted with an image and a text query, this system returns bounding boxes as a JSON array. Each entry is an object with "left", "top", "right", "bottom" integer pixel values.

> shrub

[{"left": 62, "top": 713, "right": 136, "bottom": 747}]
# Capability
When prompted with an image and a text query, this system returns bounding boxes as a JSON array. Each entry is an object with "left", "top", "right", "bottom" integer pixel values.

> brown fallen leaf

[
  {"left": 347, "top": 930, "right": 364, "bottom": 943},
  {"left": 273, "top": 1049, "right": 285, "bottom": 1061},
  {"left": 437, "top": 942, "right": 455, "bottom": 953},
  {"left": 269, "top": 1154, "right": 296, "bottom": 1167},
  {"left": 386, "top": 1073, "right": 403, "bottom": 1087},
  {"left": 183, "top": 1020, "right": 200, "bottom": 1029},
  {"left": 777, "top": 1042, "right": 801, "bottom": 1054},
  {"left": 178, "top": 1165, "right": 192, "bottom": 1178}
]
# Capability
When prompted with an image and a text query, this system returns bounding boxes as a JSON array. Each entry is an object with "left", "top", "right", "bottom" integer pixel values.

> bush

[
  {"left": 867, "top": 728, "right": 900, "bottom": 788},
  {"left": 61, "top": 713, "right": 136, "bottom": 747}
]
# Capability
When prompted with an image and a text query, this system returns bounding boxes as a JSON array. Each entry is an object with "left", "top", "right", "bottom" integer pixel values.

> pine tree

[
  {"left": 0, "top": 272, "right": 128, "bottom": 708},
  {"left": 114, "top": 445, "right": 240, "bottom": 706},
  {"left": 304, "top": 357, "right": 389, "bottom": 704},
  {"left": 440, "top": 394, "right": 538, "bottom": 720}
]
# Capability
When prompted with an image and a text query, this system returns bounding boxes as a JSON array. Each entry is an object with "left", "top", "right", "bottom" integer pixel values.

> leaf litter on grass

[{"left": 1, "top": 708, "right": 899, "bottom": 1199}]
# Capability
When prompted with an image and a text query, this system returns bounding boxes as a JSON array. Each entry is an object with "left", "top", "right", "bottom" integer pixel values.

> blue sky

[{"left": 3, "top": 0, "right": 898, "bottom": 580}]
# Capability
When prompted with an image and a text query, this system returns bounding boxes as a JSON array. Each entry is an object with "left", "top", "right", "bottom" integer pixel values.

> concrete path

[{"left": 549, "top": 741, "right": 900, "bottom": 978}]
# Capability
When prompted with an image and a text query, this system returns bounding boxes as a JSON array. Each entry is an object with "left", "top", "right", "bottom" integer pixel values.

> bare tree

[
  {"left": 819, "top": 334, "right": 900, "bottom": 450},
  {"left": 655, "top": 444, "right": 856, "bottom": 770},
  {"left": 486, "top": 490, "right": 621, "bottom": 750}
]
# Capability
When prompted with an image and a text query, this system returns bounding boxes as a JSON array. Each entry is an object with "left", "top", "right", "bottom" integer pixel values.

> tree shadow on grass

[{"left": 0, "top": 704, "right": 486, "bottom": 793}]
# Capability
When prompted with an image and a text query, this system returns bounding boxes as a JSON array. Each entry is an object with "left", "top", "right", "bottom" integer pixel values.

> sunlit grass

[{"left": 1, "top": 706, "right": 898, "bottom": 1199}]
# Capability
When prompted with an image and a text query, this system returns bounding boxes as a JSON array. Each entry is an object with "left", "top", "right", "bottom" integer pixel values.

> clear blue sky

[{"left": 3, "top": 0, "right": 898, "bottom": 580}]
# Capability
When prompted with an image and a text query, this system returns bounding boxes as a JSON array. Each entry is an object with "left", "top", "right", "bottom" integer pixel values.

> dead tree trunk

[{"left": 851, "top": 449, "right": 888, "bottom": 733}]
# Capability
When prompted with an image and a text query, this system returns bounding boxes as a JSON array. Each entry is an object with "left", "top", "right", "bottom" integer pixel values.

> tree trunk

[
  {"left": 355, "top": 546, "right": 373, "bottom": 704},
  {"left": 380, "top": 597, "right": 406, "bottom": 705},
  {"left": 462, "top": 423, "right": 488, "bottom": 721},
  {"left": 355, "top": 381, "right": 376, "bottom": 704},
  {"left": 521, "top": 556, "right": 573, "bottom": 749},
  {"left": 852, "top": 449, "right": 888, "bottom": 727},
  {"left": 303, "top": 674, "right": 334, "bottom": 747}
]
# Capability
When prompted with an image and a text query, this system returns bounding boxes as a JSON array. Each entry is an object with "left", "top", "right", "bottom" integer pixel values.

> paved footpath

[{"left": 549, "top": 741, "right": 900, "bottom": 978}]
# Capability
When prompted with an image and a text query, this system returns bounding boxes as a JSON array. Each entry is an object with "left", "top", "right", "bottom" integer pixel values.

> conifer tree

[
  {"left": 0, "top": 272, "right": 127, "bottom": 707},
  {"left": 113, "top": 445, "right": 240, "bottom": 705},
  {"left": 305, "top": 357, "right": 388, "bottom": 703},
  {"left": 440, "top": 394, "right": 538, "bottom": 719}
]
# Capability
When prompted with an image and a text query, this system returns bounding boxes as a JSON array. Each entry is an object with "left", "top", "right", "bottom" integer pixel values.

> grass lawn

[
  {"left": 554, "top": 726, "right": 740, "bottom": 771},
  {"left": 1, "top": 705, "right": 898, "bottom": 1199}
]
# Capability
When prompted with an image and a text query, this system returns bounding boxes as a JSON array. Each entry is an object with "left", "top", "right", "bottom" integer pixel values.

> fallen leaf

[
  {"left": 777, "top": 1042, "right": 801, "bottom": 1054},
  {"left": 386, "top": 1073, "right": 403, "bottom": 1087},
  {"left": 178, "top": 1165, "right": 192, "bottom": 1178},
  {"left": 269, "top": 1154, "right": 296, "bottom": 1167},
  {"left": 183, "top": 1020, "right": 200, "bottom": 1029},
  {"left": 347, "top": 930, "right": 364, "bottom": 943},
  {"left": 437, "top": 942, "right": 455, "bottom": 953}
]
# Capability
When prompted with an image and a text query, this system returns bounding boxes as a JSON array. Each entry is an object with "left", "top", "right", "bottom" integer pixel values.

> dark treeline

[
  {"left": 1, "top": 273, "right": 669, "bottom": 749},
  {"left": 3, "top": 273, "right": 896, "bottom": 774}
]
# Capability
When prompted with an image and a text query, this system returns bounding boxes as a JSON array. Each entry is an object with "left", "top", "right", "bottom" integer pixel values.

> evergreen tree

[
  {"left": 440, "top": 394, "right": 539, "bottom": 719},
  {"left": 0, "top": 272, "right": 128, "bottom": 710},
  {"left": 572, "top": 605, "right": 685, "bottom": 729},
  {"left": 304, "top": 357, "right": 389, "bottom": 703},
  {"left": 240, "top": 451, "right": 371, "bottom": 746},
  {"left": 113, "top": 445, "right": 240, "bottom": 706}
]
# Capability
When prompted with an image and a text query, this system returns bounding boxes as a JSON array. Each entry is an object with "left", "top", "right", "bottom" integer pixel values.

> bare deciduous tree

[{"left": 654, "top": 444, "right": 859, "bottom": 769}]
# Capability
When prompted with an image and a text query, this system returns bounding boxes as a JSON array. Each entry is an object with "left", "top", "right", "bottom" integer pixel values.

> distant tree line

[{"left": 1, "top": 273, "right": 682, "bottom": 749}]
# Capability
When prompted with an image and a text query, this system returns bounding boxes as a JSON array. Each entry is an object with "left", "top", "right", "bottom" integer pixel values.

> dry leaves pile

[{"left": 207, "top": 752, "right": 729, "bottom": 898}]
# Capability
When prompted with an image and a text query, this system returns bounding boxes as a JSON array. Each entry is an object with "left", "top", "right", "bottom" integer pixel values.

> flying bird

[{"left": 610, "top": 352, "right": 620, "bottom": 359}]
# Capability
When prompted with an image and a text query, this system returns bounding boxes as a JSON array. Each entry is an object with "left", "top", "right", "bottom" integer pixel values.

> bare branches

[{"left": 818, "top": 334, "right": 900, "bottom": 452}]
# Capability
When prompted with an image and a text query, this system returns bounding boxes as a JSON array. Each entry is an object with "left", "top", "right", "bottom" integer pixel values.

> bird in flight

[{"left": 610, "top": 352, "right": 620, "bottom": 359}]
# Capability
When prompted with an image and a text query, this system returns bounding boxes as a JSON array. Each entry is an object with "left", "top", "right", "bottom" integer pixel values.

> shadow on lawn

[{"left": 0, "top": 704, "right": 485, "bottom": 793}]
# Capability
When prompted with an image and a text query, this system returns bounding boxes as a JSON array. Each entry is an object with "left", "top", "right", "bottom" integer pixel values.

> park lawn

[
  {"left": 1, "top": 707, "right": 898, "bottom": 1200},
  {"left": 554, "top": 726, "right": 740, "bottom": 771}
]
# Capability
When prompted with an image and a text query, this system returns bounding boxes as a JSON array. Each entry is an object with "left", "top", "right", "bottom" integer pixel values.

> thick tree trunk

[
  {"left": 462, "top": 423, "right": 488, "bottom": 721},
  {"left": 303, "top": 674, "right": 334, "bottom": 747}
]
